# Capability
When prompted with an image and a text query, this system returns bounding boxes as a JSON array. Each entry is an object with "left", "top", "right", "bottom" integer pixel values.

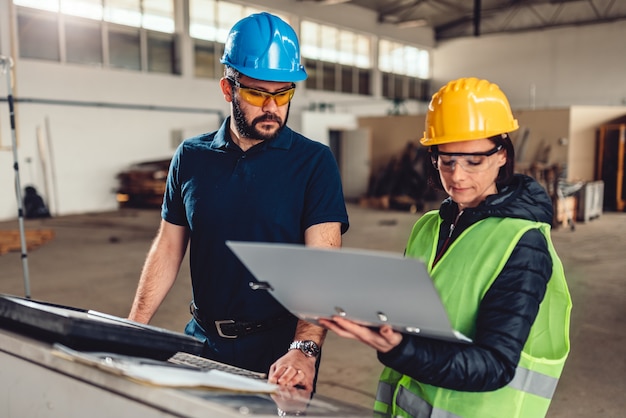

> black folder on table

[
  {"left": 0, "top": 294, "right": 204, "bottom": 360},
  {"left": 226, "top": 241, "right": 471, "bottom": 343}
]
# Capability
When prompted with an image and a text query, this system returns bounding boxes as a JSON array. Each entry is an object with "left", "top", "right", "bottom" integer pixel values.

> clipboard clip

[{"left": 249, "top": 281, "right": 274, "bottom": 291}]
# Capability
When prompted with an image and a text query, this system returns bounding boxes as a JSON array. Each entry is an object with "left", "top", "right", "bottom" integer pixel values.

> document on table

[{"left": 52, "top": 344, "right": 278, "bottom": 393}]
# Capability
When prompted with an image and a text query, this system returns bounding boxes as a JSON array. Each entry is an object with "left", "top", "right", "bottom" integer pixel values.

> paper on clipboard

[{"left": 226, "top": 241, "right": 471, "bottom": 343}]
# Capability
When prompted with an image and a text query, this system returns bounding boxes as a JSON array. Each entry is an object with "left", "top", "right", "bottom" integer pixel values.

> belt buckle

[{"left": 215, "top": 320, "right": 237, "bottom": 339}]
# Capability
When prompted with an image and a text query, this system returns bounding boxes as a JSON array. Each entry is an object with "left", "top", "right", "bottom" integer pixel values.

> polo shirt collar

[{"left": 210, "top": 117, "right": 294, "bottom": 151}]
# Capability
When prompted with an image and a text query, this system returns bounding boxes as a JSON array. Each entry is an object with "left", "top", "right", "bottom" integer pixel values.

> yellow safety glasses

[
  {"left": 227, "top": 78, "right": 296, "bottom": 107},
  {"left": 432, "top": 144, "right": 503, "bottom": 173}
]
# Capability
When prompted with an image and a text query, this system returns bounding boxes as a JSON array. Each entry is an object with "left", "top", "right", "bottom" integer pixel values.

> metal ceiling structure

[{"left": 299, "top": 0, "right": 626, "bottom": 41}]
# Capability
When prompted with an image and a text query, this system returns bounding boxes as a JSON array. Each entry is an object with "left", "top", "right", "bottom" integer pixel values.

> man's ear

[{"left": 220, "top": 78, "right": 233, "bottom": 102}]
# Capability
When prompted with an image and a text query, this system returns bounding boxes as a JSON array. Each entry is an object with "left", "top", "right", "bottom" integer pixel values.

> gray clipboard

[{"left": 226, "top": 241, "right": 471, "bottom": 343}]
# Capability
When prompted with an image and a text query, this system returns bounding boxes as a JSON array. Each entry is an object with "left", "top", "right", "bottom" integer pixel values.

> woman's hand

[{"left": 318, "top": 316, "right": 403, "bottom": 353}]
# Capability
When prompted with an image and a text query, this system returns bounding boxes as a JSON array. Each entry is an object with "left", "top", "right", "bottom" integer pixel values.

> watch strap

[{"left": 289, "top": 340, "right": 320, "bottom": 358}]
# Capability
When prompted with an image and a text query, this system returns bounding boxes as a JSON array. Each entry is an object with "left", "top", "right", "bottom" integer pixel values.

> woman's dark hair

[
  {"left": 426, "top": 133, "right": 516, "bottom": 190},
  {"left": 495, "top": 133, "right": 515, "bottom": 187}
]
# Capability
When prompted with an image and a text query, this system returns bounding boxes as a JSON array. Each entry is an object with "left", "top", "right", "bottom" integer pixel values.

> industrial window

[
  {"left": 409, "top": 77, "right": 430, "bottom": 101},
  {"left": 301, "top": 20, "right": 370, "bottom": 68},
  {"left": 102, "top": 0, "right": 174, "bottom": 33},
  {"left": 379, "top": 39, "right": 429, "bottom": 79},
  {"left": 304, "top": 58, "right": 318, "bottom": 91},
  {"left": 189, "top": 0, "right": 218, "bottom": 42},
  {"left": 108, "top": 27, "right": 141, "bottom": 70},
  {"left": 148, "top": 32, "right": 177, "bottom": 74},
  {"left": 142, "top": 0, "right": 175, "bottom": 33},
  {"left": 62, "top": 0, "right": 104, "bottom": 20},
  {"left": 341, "top": 66, "right": 371, "bottom": 95},
  {"left": 13, "top": 0, "right": 177, "bottom": 74},
  {"left": 382, "top": 72, "right": 430, "bottom": 101},
  {"left": 379, "top": 39, "right": 430, "bottom": 101},
  {"left": 17, "top": 10, "right": 60, "bottom": 61},
  {"left": 301, "top": 20, "right": 372, "bottom": 95},
  {"left": 322, "top": 61, "right": 336, "bottom": 91},
  {"left": 194, "top": 41, "right": 218, "bottom": 79},
  {"left": 340, "top": 65, "right": 353, "bottom": 94},
  {"left": 358, "top": 68, "right": 371, "bottom": 96},
  {"left": 65, "top": 18, "right": 102, "bottom": 66}
]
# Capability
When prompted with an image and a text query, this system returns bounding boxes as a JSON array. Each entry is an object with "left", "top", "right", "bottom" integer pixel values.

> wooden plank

[{"left": 0, "top": 229, "right": 55, "bottom": 255}]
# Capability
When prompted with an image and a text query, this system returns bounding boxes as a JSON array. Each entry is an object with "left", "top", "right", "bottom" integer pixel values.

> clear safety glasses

[
  {"left": 227, "top": 77, "right": 296, "bottom": 107},
  {"left": 432, "top": 144, "right": 503, "bottom": 173}
]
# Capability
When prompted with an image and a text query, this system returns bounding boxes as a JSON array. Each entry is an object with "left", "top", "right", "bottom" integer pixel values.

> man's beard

[{"left": 232, "top": 96, "right": 289, "bottom": 142}]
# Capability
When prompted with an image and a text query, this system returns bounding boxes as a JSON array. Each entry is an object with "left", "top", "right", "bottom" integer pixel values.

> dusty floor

[{"left": 0, "top": 203, "right": 625, "bottom": 417}]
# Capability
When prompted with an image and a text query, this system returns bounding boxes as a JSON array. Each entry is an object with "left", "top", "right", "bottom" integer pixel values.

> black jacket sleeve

[{"left": 377, "top": 228, "right": 552, "bottom": 392}]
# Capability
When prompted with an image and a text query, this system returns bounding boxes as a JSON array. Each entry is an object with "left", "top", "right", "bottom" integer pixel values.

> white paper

[
  {"left": 52, "top": 344, "right": 278, "bottom": 393},
  {"left": 120, "top": 364, "right": 278, "bottom": 392}
]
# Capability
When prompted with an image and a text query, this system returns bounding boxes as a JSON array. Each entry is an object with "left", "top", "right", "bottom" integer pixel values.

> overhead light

[{"left": 397, "top": 19, "right": 428, "bottom": 28}]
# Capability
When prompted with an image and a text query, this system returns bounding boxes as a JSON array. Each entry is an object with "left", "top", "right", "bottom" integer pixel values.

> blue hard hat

[{"left": 220, "top": 12, "right": 307, "bottom": 82}]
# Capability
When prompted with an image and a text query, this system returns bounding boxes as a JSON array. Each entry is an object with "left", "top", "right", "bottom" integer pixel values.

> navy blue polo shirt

[{"left": 163, "top": 117, "right": 349, "bottom": 323}]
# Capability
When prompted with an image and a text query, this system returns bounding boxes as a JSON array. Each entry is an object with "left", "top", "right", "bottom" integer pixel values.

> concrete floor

[{"left": 0, "top": 203, "right": 624, "bottom": 417}]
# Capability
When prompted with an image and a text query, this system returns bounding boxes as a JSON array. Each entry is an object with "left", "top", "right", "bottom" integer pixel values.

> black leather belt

[{"left": 190, "top": 301, "right": 293, "bottom": 339}]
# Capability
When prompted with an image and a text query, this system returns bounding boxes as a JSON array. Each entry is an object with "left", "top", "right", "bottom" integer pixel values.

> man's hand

[{"left": 268, "top": 349, "right": 317, "bottom": 391}]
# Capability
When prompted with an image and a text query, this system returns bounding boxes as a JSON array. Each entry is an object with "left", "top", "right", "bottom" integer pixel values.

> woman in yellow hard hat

[{"left": 320, "top": 77, "right": 572, "bottom": 418}]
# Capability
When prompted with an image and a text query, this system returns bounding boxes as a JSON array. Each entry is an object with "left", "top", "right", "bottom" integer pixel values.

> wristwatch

[{"left": 289, "top": 340, "right": 320, "bottom": 358}]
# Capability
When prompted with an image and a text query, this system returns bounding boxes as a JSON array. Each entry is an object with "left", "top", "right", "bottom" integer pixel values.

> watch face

[
  {"left": 290, "top": 340, "right": 320, "bottom": 357},
  {"left": 301, "top": 340, "right": 320, "bottom": 357}
]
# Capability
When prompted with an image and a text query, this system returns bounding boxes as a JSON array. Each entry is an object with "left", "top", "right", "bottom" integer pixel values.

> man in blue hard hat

[{"left": 128, "top": 12, "right": 349, "bottom": 392}]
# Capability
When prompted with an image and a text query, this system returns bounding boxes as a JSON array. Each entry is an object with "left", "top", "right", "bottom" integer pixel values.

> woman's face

[{"left": 435, "top": 138, "right": 507, "bottom": 210}]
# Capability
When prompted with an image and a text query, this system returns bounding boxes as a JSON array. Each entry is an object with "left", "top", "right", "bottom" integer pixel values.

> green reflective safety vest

[{"left": 374, "top": 211, "right": 572, "bottom": 418}]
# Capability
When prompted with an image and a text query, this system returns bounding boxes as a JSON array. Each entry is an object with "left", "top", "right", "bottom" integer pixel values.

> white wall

[
  {"left": 513, "top": 106, "right": 626, "bottom": 182},
  {"left": 433, "top": 20, "right": 626, "bottom": 109},
  {"left": 432, "top": 21, "right": 626, "bottom": 184},
  {"left": 301, "top": 111, "right": 358, "bottom": 147},
  {"left": 0, "top": 60, "right": 226, "bottom": 218},
  {"left": 568, "top": 106, "right": 626, "bottom": 182}
]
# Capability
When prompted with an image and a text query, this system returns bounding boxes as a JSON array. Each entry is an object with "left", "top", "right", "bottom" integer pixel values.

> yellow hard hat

[{"left": 421, "top": 77, "right": 519, "bottom": 146}]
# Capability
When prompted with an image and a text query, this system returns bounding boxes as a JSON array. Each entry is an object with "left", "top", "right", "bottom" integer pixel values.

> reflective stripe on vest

[
  {"left": 377, "top": 380, "right": 393, "bottom": 406},
  {"left": 376, "top": 365, "right": 557, "bottom": 417},
  {"left": 509, "top": 365, "right": 559, "bottom": 399},
  {"left": 376, "top": 382, "right": 462, "bottom": 418},
  {"left": 397, "top": 386, "right": 461, "bottom": 418}
]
